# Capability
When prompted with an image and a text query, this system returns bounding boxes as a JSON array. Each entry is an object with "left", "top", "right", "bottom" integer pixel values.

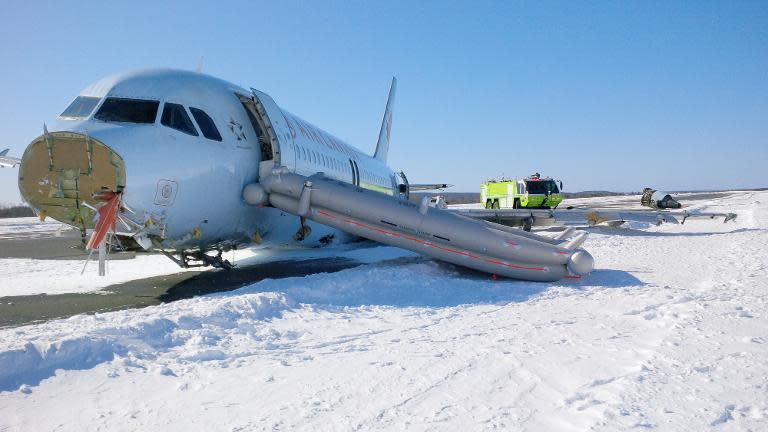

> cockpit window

[
  {"left": 161, "top": 103, "right": 198, "bottom": 136},
  {"left": 189, "top": 107, "right": 222, "bottom": 141},
  {"left": 60, "top": 96, "right": 101, "bottom": 119},
  {"left": 95, "top": 97, "right": 159, "bottom": 123}
]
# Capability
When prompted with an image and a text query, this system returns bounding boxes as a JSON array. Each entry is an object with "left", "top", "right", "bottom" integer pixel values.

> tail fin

[
  {"left": 0, "top": 149, "right": 8, "bottom": 156},
  {"left": 374, "top": 77, "right": 396, "bottom": 162}
]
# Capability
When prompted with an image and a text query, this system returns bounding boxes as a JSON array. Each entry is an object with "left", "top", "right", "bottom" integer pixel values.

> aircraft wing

[
  {"left": 0, "top": 149, "right": 21, "bottom": 168},
  {"left": 409, "top": 183, "right": 452, "bottom": 191},
  {"left": 448, "top": 207, "right": 737, "bottom": 230},
  {"left": 554, "top": 207, "right": 737, "bottom": 226}
]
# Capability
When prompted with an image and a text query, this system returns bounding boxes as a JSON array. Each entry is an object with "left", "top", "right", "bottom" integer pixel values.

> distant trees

[{"left": 0, "top": 205, "right": 34, "bottom": 218}]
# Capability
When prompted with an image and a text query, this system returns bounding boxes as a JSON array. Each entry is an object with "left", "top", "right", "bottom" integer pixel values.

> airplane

[
  {"left": 0, "top": 148, "right": 20, "bottom": 168},
  {"left": 16, "top": 69, "right": 596, "bottom": 282}
]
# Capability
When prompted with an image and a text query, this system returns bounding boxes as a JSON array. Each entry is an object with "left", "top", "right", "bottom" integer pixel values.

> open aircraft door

[
  {"left": 238, "top": 89, "right": 288, "bottom": 180},
  {"left": 396, "top": 170, "right": 410, "bottom": 200}
]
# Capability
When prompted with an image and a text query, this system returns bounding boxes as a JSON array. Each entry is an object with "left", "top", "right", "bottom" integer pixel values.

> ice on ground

[
  {"left": 0, "top": 217, "right": 69, "bottom": 240},
  {"left": 0, "top": 191, "right": 766, "bottom": 431}
]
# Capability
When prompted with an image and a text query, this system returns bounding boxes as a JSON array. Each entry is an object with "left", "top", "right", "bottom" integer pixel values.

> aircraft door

[
  {"left": 238, "top": 92, "right": 282, "bottom": 179},
  {"left": 348, "top": 159, "right": 359, "bottom": 186},
  {"left": 397, "top": 171, "right": 410, "bottom": 200}
]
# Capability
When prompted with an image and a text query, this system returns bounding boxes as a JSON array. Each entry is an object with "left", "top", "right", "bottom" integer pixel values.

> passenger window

[
  {"left": 161, "top": 103, "right": 198, "bottom": 136},
  {"left": 190, "top": 107, "right": 222, "bottom": 141},
  {"left": 60, "top": 96, "right": 101, "bottom": 119},
  {"left": 95, "top": 97, "right": 159, "bottom": 123}
]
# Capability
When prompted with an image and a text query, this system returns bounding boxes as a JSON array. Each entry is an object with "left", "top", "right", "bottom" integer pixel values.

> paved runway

[{"left": 0, "top": 230, "right": 359, "bottom": 327}]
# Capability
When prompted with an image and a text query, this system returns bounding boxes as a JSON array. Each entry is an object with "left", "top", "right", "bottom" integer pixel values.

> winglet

[{"left": 374, "top": 77, "right": 396, "bottom": 162}]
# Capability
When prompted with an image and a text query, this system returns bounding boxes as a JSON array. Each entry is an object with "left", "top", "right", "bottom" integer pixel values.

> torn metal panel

[{"left": 18, "top": 131, "right": 126, "bottom": 231}]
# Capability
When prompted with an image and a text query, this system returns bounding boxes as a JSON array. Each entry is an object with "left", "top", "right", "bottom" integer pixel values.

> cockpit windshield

[
  {"left": 526, "top": 180, "right": 560, "bottom": 194},
  {"left": 60, "top": 96, "right": 101, "bottom": 119},
  {"left": 94, "top": 97, "right": 159, "bottom": 124}
]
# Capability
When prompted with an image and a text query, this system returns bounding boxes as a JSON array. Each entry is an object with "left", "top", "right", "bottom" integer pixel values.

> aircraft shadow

[
  {"left": 233, "top": 256, "right": 644, "bottom": 309},
  {"left": 0, "top": 258, "right": 643, "bottom": 392},
  {"left": 158, "top": 257, "right": 361, "bottom": 302}
]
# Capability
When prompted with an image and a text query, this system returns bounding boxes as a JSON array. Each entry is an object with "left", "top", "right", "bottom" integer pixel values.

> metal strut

[
  {"left": 161, "top": 248, "right": 235, "bottom": 270},
  {"left": 294, "top": 216, "right": 312, "bottom": 241}
]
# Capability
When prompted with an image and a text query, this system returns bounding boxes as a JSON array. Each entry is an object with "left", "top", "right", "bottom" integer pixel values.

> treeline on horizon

[{"left": 0, "top": 205, "right": 35, "bottom": 218}]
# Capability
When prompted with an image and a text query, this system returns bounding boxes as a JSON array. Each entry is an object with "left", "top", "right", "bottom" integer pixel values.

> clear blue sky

[{"left": 1, "top": 1, "right": 766, "bottom": 204}]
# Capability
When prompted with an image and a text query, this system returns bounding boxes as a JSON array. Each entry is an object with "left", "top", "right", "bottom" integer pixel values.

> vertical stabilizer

[
  {"left": 0, "top": 149, "right": 8, "bottom": 156},
  {"left": 374, "top": 77, "right": 396, "bottom": 162}
]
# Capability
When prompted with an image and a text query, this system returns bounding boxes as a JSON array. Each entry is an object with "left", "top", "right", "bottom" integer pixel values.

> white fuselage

[{"left": 25, "top": 69, "right": 400, "bottom": 251}]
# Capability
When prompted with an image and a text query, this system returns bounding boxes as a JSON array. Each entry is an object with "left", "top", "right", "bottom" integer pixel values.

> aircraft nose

[{"left": 18, "top": 131, "right": 126, "bottom": 230}]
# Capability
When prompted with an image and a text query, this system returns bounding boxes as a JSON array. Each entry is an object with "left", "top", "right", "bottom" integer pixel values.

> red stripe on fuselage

[{"left": 315, "top": 210, "right": 547, "bottom": 272}]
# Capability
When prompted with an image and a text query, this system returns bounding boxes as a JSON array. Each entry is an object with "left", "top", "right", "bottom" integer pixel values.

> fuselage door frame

[
  {"left": 397, "top": 170, "right": 410, "bottom": 200},
  {"left": 348, "top": 159, "right": 360, "bottom": 186},
  {"left": 237, "top": 91, "right": 281, "bottom": 178}
]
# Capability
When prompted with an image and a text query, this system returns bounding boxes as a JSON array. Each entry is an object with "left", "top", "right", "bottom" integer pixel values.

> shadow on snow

[
  {"left": 231, "top": 256, "right": 644, "bottom": 309},
  {"left": 0, "top": 253, "right": 643, "bottom": 393}
]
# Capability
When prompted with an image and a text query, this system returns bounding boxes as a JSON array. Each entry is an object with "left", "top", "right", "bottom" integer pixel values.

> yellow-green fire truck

[{"left": 481, "top": 173, "right": 563, "bottom": 209}]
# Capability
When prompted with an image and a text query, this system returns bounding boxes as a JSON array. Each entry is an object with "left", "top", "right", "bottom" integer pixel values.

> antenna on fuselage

[{"left": 195, "top": 56, "right": 204, "bottom": 73}]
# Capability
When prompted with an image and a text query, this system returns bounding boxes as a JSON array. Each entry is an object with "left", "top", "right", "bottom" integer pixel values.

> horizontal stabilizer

[{"left": 410, "top": 183, "right": 452, "bottom": 191}]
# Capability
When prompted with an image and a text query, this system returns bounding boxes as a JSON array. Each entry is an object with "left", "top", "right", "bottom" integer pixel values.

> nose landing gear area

[
  {"left": 18, "top": 131, "right": 126, "bottom": 235},
  {"left": 160, "top": 248, "right": 235, "bottom": 270}
]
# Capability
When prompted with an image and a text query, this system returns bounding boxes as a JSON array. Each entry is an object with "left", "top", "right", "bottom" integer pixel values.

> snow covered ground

[
  {"left": 0, "top": 217, "right": 68, "bottom": 240},
  {"left": 0, "top": 226, "right": 412, "bottom": 297},
  {"left": 0, "top": 253, "right": 198, "bottom": 297},
  {"left": 0, "top": 191, "right": 766, "bottom": 431}
]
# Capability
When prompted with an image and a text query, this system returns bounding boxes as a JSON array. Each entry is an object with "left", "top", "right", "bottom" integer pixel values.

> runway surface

[{"left": 0, "top": 227, "right": 361, "bottom": 327}]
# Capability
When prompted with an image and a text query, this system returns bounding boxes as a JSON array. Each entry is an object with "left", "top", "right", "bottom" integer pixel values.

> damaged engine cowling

[{"left": 641, "top": 188, "right": 682, "bottom": 209}]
